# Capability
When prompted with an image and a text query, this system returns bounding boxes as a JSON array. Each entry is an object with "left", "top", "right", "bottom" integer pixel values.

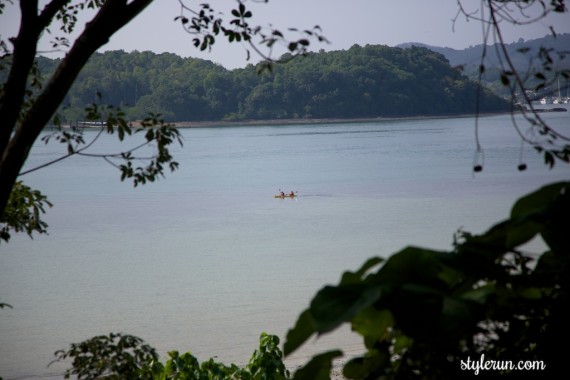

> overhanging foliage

[{"left": 285, "top": 181, "right": 570, "bottom": 378}]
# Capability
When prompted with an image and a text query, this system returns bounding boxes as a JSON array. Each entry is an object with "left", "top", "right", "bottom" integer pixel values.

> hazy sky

[{"left": 1, "top": 0, "right": 569, "bottom": 69}]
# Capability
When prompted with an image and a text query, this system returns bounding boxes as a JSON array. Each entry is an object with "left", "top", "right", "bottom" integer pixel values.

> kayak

[{"left": 274, "top": 194, "right": 297, "bottom": 198}]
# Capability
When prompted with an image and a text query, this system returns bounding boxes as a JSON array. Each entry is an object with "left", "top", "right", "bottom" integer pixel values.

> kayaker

[
  {"left": 280, "top": 191, "right": 285, "bottom": 197},
  {"left": 290, "top": 191, "right": 295, "bottom": 197}
]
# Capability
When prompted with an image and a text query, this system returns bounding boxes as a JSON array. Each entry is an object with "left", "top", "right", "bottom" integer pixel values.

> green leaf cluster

[
  {"left": 175, "top": 1, "right": 325, "bottom": 63},
  {"left": 34, "top": 104, "right": 183, "bottom": 190},
  {"left": 52, "top": 332, "right": 290, "bottom": 380},
  {"left": 118, "top": 113, "right": 183, "bottom": 187},
  {"left": 51, "top": 333, "right": 160, "bottom": 380},
  {"left": 0, "top": 181, "right": 52, "bottom": 243},
  {"left": 284, "top": 181, "right": 570, "bottom": 379},
  {"left": 157, "top": 333, "right": 289, "bottom": 380}
]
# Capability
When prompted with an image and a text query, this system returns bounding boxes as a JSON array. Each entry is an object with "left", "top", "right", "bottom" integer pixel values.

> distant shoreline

[
  {"left": 169, "top": 112, "right": 505, "bottom": 129},
  {"left": 68, "top": 106, "right": 568, "bottom": 130},
  {"left": 62, "top": 114, "right": 479, "bottom": 129}
]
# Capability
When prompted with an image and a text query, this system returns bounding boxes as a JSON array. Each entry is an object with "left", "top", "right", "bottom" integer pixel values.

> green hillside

[
  {"left": 399, "top": 33, "right": 570, "bottom": 98},
  {"left": 32, "top": 45, "right": 509, "bottom": 122}
]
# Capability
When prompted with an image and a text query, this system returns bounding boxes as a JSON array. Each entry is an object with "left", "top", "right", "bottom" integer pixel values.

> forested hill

[
  {"left": 35, "top": 45, "right": 509, "bottom": 122},
  {"left": 398, "top": 33, "right": 570, "bottom": 95},
  {"left": 399, "top": 33, "right": 570, "bottom": 73}
]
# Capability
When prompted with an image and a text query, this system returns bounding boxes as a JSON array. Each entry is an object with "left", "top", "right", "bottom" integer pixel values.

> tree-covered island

[{"left": 35, "top": 44, "right": 510, "bottom": 123}]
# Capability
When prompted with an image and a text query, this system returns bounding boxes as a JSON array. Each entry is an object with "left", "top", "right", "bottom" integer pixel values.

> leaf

[
  {"left": 392, "top": 284, "right": 444, "bottom": 338},
  {"left": 145, "top": 129, "right": 155, "bottom": 142},
  {"left": 343, "top": 349, "right": 389, "bottom": 379},
  {"left": 505, "top": 220, "right": 541, "bottom": 249},
  {"left": 339, "top": 256, "right": 383, "bottom": 285},
  {"left": 351, "top": 308, "right": 394, "bottom": 342},
  {"left": 440, "top": 296, "right": 480, "bottom": 337},
  {"left": 118, "top": 125, "right": 125, "bottom": 141},
  {"left": 517, "top": 287, "right": 543, "bottom": 300},
  {"left": 460, "top": 284, "right": 495, "bottom": 304},
  {"left": 284, "top": 310, "right": 316, "bottom": 356},
  {"left": 534, "top": 251, "right": 567, "bottom": 278},
  {"left": 512, "top": 181, "right": 570, "bottom": 252},
  {"left": 310, "top": 283, "right": 382, "bottom": 335},
  {"left": 511, "top": 181, "right": 568, "bottom": 218},
  {"left": 371, "top": 246, "right": 453, "bottom": 288},
  {"left": 292, "top": 350, "right": 342, "bottom": 380},
  {"left": 200, "top": 38, "right": 208, "bottom": 51},
  {"left": 463, "top": 218, "right": 530, "bottom": 254},
  {"left": 392, "top": 332, "right": 413, "bottom": 355}
]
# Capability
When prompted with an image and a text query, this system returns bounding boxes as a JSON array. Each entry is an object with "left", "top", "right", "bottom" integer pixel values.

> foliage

[
  {"left": 456, "top": 1, "right": 570, "bottom": 169},
  {"left": 0, "top": 0, "right": 160, "bottom": 223},
  {"left": 29, "top": 46, "right": 509, "bottom": 123},
  {"left": 156, "top": 351, "right": 243, "bottom": 380},
  {"left": 157, "top": 332, "right": 289, "bottom": 380},
  {"left": 51, "top": 333, "right": 161, "bottom": 380},
  {"left": 0, "top": 181, "right": 52, "bottom": 243},
  {"left": 285, "top": 181, "right": 570, "bottom": 379},
  {"left": 291, "top": 351, "right": 342, "bottom": 380},
  {"left": 52, "top": 332, "right": 289, "bottom": 380},
  {"left": 245, "top": 333, "right": 290, "bottom": 380},
  {"left": 176, "top": 0, "right": 327, "bottom": 70},
  {"left": 23, "top": 102, "right": 184, "bottom": 187}
]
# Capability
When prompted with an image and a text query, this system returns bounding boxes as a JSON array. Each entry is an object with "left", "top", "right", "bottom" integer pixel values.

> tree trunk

[{"left": 0, "top": 0, "right": 154, "bottom": 218}]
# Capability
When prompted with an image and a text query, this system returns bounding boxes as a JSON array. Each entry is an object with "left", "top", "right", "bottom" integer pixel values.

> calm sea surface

[{"left": 1, "top": 109, "right": 569, "bottom": 379}]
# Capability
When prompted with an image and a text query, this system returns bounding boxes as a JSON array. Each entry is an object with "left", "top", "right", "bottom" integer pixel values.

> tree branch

[
  {"left": 0, "top": 0, "right": 154, "bottom": 217},
  {"left": 38, "top": 0, "right": 72, "bottom": 30},
  {"left": 0, "top": 0, "right": 40, "bottom": 155}
]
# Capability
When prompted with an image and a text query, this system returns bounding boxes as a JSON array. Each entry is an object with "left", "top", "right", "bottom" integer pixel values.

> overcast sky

[{"left": 1, "top": 0, "right": 569, "bottom": 69}]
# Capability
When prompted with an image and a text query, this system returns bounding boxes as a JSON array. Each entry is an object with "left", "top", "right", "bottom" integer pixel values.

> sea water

[{"left": 1, "top": 109, "right": 568, "bottom": 379}]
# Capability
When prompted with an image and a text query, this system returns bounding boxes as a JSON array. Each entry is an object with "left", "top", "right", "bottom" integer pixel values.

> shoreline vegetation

[
  {"left": 170, "top": 106, "right": 566, "bottom": 128},
  {"left": 171, "top": 113, "right": 498, "bottom": 128},
  {"left": 59, "top": 113, "right": 490, "bottom": 130},
  {"left": 63, "top": 107, "right": 567, "bottom": 130},
  {"left": 60, "top": 112, "right": 506, "bottom": 130}
]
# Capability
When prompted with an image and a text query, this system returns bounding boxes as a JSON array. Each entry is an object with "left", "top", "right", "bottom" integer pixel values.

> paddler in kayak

[
  {"left": 280, "top": 190, "right": 285, "bottom": 197},
  {"left": 289, "top": 191, "right": 295, "bottom": 197}
]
